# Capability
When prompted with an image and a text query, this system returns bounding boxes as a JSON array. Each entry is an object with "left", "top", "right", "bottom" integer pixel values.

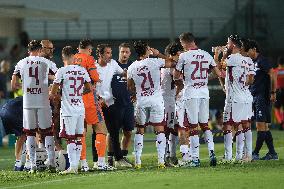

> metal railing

[{"left": 24, "top": 17, "right": 229, "bottom": 40}]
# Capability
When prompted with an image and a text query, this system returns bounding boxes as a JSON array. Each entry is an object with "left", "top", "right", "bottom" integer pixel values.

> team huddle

[{"left": 8, "top": 32, "right": 277, "bottom": 174}]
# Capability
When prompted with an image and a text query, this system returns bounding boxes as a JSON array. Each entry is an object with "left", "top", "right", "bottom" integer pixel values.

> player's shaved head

[
  {"left": 179, "top": 32, "right": 195, "bottom": 43},
  {"left": 62, "top": 46, "right": 75, "bottom": 58},
  {"left": 79, "top": 39, "right": 93, "bottom": 49},
  {"left": 41, "top": 40, "right": 53, "bottom": 47},
  {"left": 228, "top": 34, "right": 242, "bottom": 49},
  {"left": 28, "top": 40, "right": 42, "bottom": 52}
]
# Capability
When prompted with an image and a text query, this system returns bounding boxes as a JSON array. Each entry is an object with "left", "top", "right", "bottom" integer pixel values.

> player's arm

[
  {"left": 151, "top": 48, "right": 175, "bottom": 68},
  {"left": 245, "top": 74, "right": 255, "bottom": 85},
  {"left": 49, "top": 83, "right": 60, "bottom": 101},
  {"left": 87, "top": 57, "right": 100, "bottom": 83},
  {"left": 83, "top": 82, "right": 92, "bottom": 95},
  {"left": 269, "top": 68, "right": 277, "bottom": 102},
  {"left": 11, "top": 75, "right": 21, "bottom": 91}
]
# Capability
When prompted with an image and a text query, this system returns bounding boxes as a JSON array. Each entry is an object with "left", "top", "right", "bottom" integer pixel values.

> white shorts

[
  {"left": 59, "top": 115, "right": 84, "bottom": 139},
  {"left": 244, "top": 102, "right": 253, "bottom": 121},
  {"left": 23, "top": 107, "right": 52, "bottom": 131},
  {"left": 164, "top": 99, "right": 176, "bottom": 129},
  {"left": 223, "top": 102, "right": 246, "bottom": 124},
  {"left": 184, "top": 98, "right": 209, "bottom": 125},
  {"left": 175, "top": 97, "right": 188, "bottom": 129},
  {"left": 135, "top": 98, "right": 165, "bottom": 126}
]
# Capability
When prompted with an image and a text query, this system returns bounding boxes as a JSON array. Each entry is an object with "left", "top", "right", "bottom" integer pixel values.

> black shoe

[
  {"left": 260, "top": 153, "right": 279, "bottom": 160},
  {"left": 209, "top": 151, "right": 217, "bottom": 167},
  {"left": 108, "top": 157, "right": 114, "bottom": 167},
  {"left": 122, "top": 157, "right": 134, "bottom": 166}
]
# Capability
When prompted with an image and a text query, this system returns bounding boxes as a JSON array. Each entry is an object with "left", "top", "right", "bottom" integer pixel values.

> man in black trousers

[{"left": 248, "top": 40, "right": 278, "bottom": 160}]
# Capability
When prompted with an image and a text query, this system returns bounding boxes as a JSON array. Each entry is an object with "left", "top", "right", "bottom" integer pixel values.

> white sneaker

[
  {"left": 93, "top": 162, "right": 98, "bottom": 169},
  {"left": 81, "top": 164, "right": 90, "bottom": 172},
  {"left": 114, "top": 159, "right": 132, "bottom": 168},
  {"left": 97, "top": 164, "right": 116, "bottom": 171},
  {"left": 60, "top": 167, "right": 78, "bottom": 175}
]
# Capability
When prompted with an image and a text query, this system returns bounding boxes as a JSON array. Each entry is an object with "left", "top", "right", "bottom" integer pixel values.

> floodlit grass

[{"left": 0, "top": 130, "right": 283, "bottom": 189}]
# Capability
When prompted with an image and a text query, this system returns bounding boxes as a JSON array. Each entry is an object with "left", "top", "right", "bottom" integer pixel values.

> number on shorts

[
  {"left": 29, "top": 66, "right": 39, "bottom": 85},
  {"left": 69, "top": 77, "right": 84, "bottom": 96}
]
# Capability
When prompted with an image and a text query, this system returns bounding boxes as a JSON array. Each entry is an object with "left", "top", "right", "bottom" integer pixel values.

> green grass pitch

[{"left": 0, "top": 130, "right": 283, "bottom": 189}]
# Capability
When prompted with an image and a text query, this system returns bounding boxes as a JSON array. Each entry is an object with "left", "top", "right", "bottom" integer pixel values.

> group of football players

[{"left": 2, "top": 31, "right": 278, "bottom": 174}]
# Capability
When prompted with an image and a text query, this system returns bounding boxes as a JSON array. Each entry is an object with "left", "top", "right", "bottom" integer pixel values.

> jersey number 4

[{"left": 29, "top": 66, "right": 39, "bottom": 85}]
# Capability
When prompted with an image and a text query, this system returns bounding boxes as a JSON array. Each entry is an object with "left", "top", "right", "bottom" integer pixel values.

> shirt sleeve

[
  {"left": 208, "top": 53, "right": 216, "bottom": 67},
  {"left": 127, "top": 65, "right": 133, "bottom": 79},
  {"left": 247, "top": 58, "right": 256, "bottom": 75},
  {"left": 49, "top": 60, "right": 58, "bottom": 75},
  {"left": 13, "top": 60, "right": 22, "bottom": 75},
  {"left": 87, "top": 56, "right": 100, "bottom": 82},
  {"left": 53, "top": 68, "right": 63, "bottom": 84},
  {"left": 83, "top": 68, "right": 91, "bottom": 83},
  {"left": 114, "top": 60, "right": 124, "bottom": 74},
  {"left": 176, "top": 53, "right": 185, "bottom": 71},
  {"left": 155, "top": 58, "right": 165, "bottom": 68}
]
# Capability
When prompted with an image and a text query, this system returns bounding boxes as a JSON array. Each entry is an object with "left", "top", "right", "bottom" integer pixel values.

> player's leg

[
  {"left": 120, "top": 105, "right": 134, "bottom": 166},
  {"left": 261, "top": 103, "right": 278, "bottom": 160},
  {"left": 59, "top": 116, "right": 78, "bottom": 174},
  {"left": 14, "top": 134, "right": 26, "bottom": 171},
  {"left": 199, "top": 98, "right": 216, "bottom": 166},
  {"left": 23, "top": 108, "right": 37, "bottom": 172},
  {"left": 187, "top": 98, "right": 200, "bottom": 167},
  {"left": 38, "top": 107, "right": 55, "bottom": 171},
  {"left": 223, "top": 102, "right": 233, "bottom": 162},
  {"left": 233, "top": 102, "right": 245, "bottom": 162},
  {"left": 150, "top": 99, "right": 167, "bottom": 168},
  {"left": 252, "top": 96, "right": 268, "bottom": 160},
  {"left": 176, "top": 101, "right": 190, "bottom": 165},
  {"left": 133, "top": 106, "right": 146, "bottom": 168},
  {"left": 75, "top": 115, "right": 85, "bottom": 171}
]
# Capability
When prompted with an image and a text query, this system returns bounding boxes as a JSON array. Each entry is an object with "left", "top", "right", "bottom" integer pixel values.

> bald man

[{"left": 41, "top": 40, "right": 54, "bottom": 60}]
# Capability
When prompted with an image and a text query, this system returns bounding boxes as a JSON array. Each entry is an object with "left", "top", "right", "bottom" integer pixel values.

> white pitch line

[{"left": 0, "top": 173, "right": 102, "bottom": 189}]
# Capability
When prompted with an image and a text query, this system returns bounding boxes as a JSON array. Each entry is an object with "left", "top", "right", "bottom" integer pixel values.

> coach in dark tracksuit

[
  {"left": 248, "top": 40, "right": 278, "bottom": 160},
  {"left": 107, "top": 43, "right": 134, "bottom": 167}
]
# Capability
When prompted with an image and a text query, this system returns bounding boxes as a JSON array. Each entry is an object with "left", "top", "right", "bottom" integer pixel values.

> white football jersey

[
  {"left": 96, "top": 59, "right": 124, "bottom": 106},
  {"left": 243, "top": 56, "right": 255, "bottom": 103},
  {"left": 224, "top": 53, "right": 248, "bottom": 103},
  {"left": 13, "top": 56, "right": 58, "bottom": 108},
  {"left": 161, "top": 68, "right": 176, "bottom": 101},
  {"left": 54, "top": 65, "right": 91, "bottom": 116},
  {"left": 176, "top": 49, "right": 216, "bottom": 99},
  {"left": 127, "top": 58, "right": 165, "bottom": 102}
]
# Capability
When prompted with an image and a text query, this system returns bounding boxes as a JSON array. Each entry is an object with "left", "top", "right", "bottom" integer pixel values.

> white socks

[
  {"left": 45, "top": 136, "right": 55, "bottom": 167},
  {"left": 20, "top": 142, "right": 27, "bottom": 165},
  {"left": 156, "top": 133, "right": 166, "bottom": 164},
  {"left": 180, "top": 145, "right": 190, "bottom": 162},
  {"left": 244, "top": 129, "right": 252, "bottom": 158},
  {"left": 26, "top": 136, "right": 36, "bottom": 169},
  {"left": 204, "top": 130, "right": 214, "bottom": 156},
  {"left": 134, "top": 134, "right": 144, "bottom": 165},
  {"left": 224, "top": 131, "right": 233, "bottom": 160},
  {"left": 76, "top": 140, "right": 83, "bottom": 165},
  {"left": 190, "top": 135, "right": 200, "bottom": 161},
  {"left": 67, "top": 142, "right": 77, "bottom": 169},
  {"left": 236, "top": 131, "right": 245, "bottom": 160}
]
